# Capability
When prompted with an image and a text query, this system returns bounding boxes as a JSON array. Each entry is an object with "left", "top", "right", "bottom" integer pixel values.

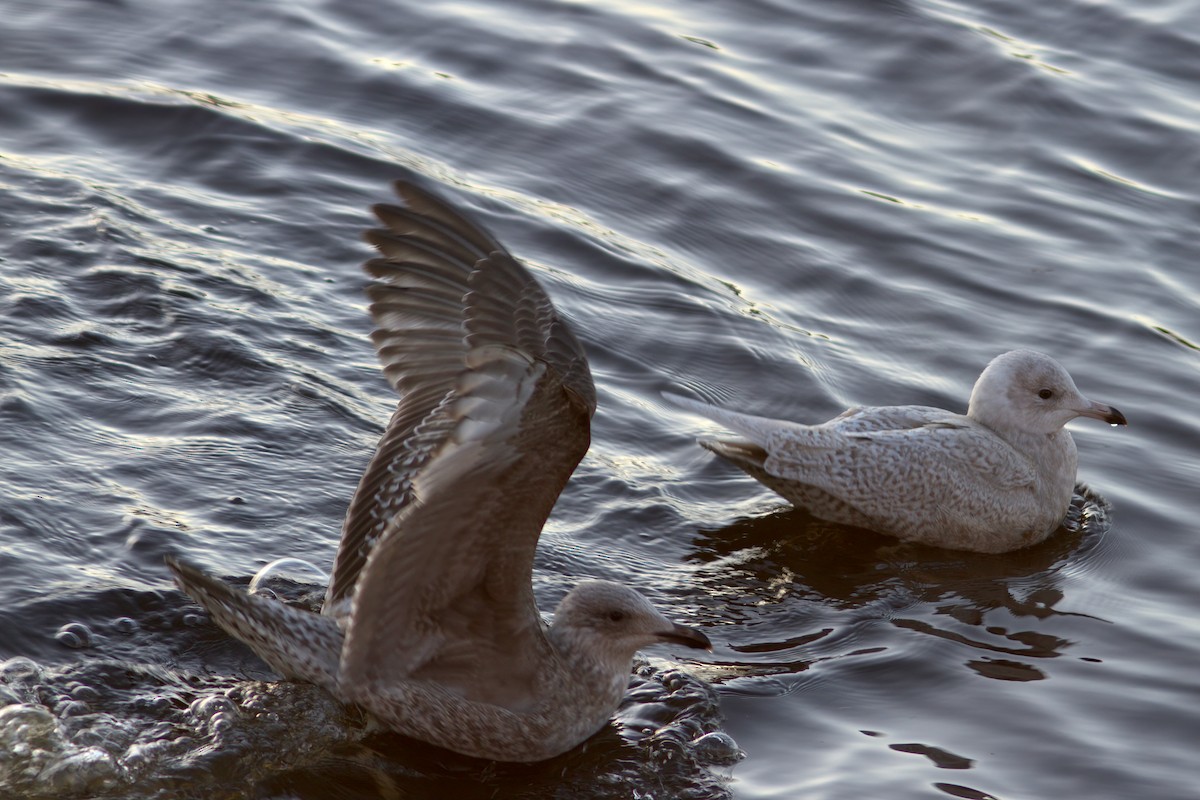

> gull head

[
  {"left": 550, "top": 580, "right": 711, "bottom": 665},
  {"left": 968, "top": 349, "right": 1127, "bottom": 436}
]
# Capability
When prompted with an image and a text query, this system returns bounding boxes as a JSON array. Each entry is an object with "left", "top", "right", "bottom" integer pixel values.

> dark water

[{"left": 2, "top": 0, "right": 1199, "bottom": 797}]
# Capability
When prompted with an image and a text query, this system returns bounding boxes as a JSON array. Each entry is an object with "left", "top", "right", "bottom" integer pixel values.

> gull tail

[
  {"left": 698, "top": 437, "right": 770, "bottom": 471},
  {"left": 166, "top": 556, "right": 344, "bottom": 692}
]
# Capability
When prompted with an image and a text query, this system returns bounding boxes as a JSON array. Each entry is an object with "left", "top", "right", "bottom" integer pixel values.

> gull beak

[
  {"left": 659, "top": 622, "right": 713, "bottom": 652},
  {"left": 1078, "top": 400, "right": 1127, "bottom": 426}
]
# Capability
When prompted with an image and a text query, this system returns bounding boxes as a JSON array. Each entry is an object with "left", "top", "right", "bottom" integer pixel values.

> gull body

[
  {"left": 169, "top": 182, "right": 709, "bottom": 762},
  {"left": 669, "top": 350, "right": 1126, "bottom": 553}
]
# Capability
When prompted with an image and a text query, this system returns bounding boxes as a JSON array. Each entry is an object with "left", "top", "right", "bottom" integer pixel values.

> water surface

[{"left": 2, "top": 0, "right": 1198, "bottom": 797}]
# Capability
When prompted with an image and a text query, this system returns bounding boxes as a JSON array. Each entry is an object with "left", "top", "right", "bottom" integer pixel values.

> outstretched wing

[
  {"left": 324, "top": 182, "right": 595, "bottom": 616},
  {"left": 329, "top": 181, "right": 595, "bottom": 711}
]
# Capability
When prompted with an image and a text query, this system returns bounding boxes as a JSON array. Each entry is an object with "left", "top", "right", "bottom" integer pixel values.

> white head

[
  {"left": 967, "top": 349, "right": 1127, "bottom": 436},
  {"left": 550, "top": 580, "right": 711, "bottom": 667}
]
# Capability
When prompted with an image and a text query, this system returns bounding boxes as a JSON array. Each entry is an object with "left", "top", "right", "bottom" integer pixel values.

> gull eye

[
  {"left": 607, "top": 610, "right": 626, "bottom": 623},
  {"left": 1038, "top": 389, "right": 1053, "bottom": 400}
]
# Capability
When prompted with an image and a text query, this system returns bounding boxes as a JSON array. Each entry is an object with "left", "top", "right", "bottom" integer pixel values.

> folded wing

[{"left": 763, "top": 408, "right": 1039, "bottom": 523}]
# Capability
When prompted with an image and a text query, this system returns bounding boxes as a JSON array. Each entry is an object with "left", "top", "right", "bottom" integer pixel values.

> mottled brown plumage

[{"left": 169, "top": 181, "right": 708, "bottom": 762}]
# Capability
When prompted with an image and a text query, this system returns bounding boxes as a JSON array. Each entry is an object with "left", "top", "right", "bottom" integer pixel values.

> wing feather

[
  {"left": 323, "top": 181, "right": 594, "bottom": 712},
  {"left": 764, "top": 413, "right": 1038, "bottom": 528},
  {"left": 341, "top": 339, "right": 591, "bottom": 710},
  {"left": 326, "top": 181, "right": 590, "bottom": 612}
]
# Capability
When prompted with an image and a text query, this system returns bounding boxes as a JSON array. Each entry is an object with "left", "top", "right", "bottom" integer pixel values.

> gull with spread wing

[{"left": 168, "top": 181, "right": 710, "bottom": 762}]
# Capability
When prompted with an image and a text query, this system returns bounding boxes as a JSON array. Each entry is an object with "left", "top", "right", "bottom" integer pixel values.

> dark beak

[{"left": 660, "top": 622, "right": 712, "bottom": 652}]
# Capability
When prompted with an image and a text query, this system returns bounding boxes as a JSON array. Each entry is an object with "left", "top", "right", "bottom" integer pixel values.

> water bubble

[
  {"left": 55, "top": 622, "right": 95, "bottom": 649},
  {"left": 236, "top": 688, "right": 269, "bottom": 714},
  {"left": 38, "top": 746, "right": 118, "bottom": 793},
  {"left": 689, "top": 731, "right": 744, "bottom": 766},
  {"left": 132, "top": 694, "right": 172, "bottom": 715},
  {"left": 112, "top": 616, "right": 139, "bottom": 635},
  {"left": 210, "top": 712, "right": 236, "bottom": 735},
  {"left": 70, "top": 685, "right": 101, "bottom": 703},
  {"left": 0, "top": 656, "right": 43, "bottom": 683},
  {"left": 181, "top": 612, "right": 206, "bottom": 627},
  {"left": 0, "top": 703, "right": 58, "bottom": 744},
  {"left": 661, "top": 671, "right": 688, "bottom": 692},
  {"left": 188, "top": 695, "right": 237, "bottom": 723},
  {"left": 54, "top": 699, "right": 90, "bottom": 718},
  {"left": 122, "top": 743, "right": 154, "bottom": 773}
]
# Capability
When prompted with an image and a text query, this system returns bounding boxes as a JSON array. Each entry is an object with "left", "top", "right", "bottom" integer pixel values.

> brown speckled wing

[
  {"left": 324, "top": 182, "right": 594, "bottom": 708},
  {"left": 340, "top": 343, "right": 591, "bottom": 709}
]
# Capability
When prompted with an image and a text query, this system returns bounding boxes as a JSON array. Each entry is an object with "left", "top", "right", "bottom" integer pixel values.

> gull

[
  {"left": 167, "top": 181, "right": 710, "bottom": 763},
  {"left": 667, "top": 349, "right": 1126, "bottom": 553}
]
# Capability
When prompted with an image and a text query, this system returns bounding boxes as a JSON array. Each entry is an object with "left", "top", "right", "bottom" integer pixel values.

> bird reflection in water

[{"left": 686, "top": 486, "right": 1112, "bottom": 682}]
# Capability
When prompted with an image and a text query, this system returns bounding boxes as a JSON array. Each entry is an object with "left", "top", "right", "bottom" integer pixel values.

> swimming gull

[
  {"left": 667, "top": 349, "right": 1126, "bottom": 553},
  {"left": 167, "top": 181, "right": 711, "bottom": 762}
]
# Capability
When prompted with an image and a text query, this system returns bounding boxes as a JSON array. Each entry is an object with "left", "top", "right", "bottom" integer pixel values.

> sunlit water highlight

[{"left": 2, "top": 0, "right": 1199, "bottom": 797}]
